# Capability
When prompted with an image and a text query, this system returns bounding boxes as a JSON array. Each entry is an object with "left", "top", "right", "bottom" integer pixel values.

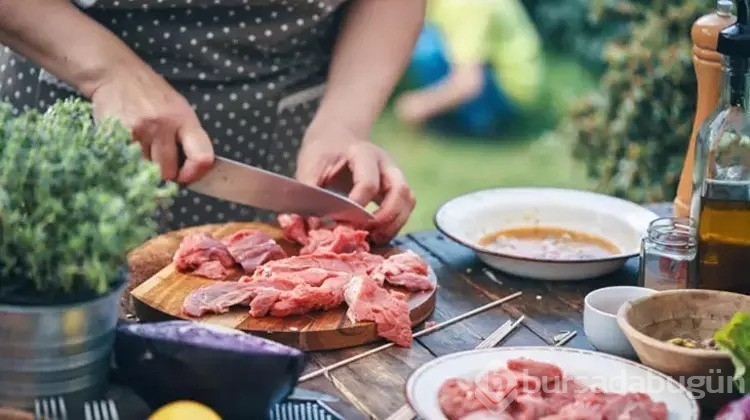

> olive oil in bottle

[
  {"left": 691, "top": 0, "right": 750, "bottom": 294},
  {"left": 696, "top": 195, "right": 750, "bottom": 294}
]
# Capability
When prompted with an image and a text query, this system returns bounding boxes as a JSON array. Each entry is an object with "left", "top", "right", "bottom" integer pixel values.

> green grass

[{"left": 371, "top": 51, "right": 600, "bottom": 233}]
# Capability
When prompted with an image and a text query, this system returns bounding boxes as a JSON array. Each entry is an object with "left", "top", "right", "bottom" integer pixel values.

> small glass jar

[{"left": 638, "top": 217, "right": 697, "bottom": 291}]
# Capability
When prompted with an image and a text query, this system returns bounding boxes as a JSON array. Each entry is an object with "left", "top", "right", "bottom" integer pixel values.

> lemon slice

[{"left": 148, "top": 401, "right": 221, "bottom": 420}]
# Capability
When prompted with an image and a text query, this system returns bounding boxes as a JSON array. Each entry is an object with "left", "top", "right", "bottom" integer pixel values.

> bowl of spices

[{"left": 617, "top": 289, "right": 750, "bottom": 411}]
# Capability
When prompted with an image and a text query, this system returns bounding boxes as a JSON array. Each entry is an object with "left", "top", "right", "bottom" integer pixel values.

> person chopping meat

[{"left": 0, "top": 0, "right": 422, "bottom": 244}]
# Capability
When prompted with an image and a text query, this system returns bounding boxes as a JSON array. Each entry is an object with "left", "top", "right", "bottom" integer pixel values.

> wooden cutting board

[{"left": 128, "top": 222, "right": 437, "bottom": 351}]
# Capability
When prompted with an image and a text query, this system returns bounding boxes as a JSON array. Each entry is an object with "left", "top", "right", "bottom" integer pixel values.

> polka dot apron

[{"left": 0, "top": 0, "right": 347, "bottom": 232}]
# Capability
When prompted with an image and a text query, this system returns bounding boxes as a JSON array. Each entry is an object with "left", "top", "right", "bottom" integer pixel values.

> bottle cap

[{"left": 718, "top": 0, "right": 750, "bottom": 56}]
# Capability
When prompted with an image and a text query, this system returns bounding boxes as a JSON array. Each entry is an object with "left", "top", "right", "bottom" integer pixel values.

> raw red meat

[
  {"left": 252, "top": 252, "right": 384, "bottom": 284},
  {"left": 191, "top": 260, "right": 233, "bottom": 280},
  {"left": 507, "top": 358, "right": 564, "bottom": 385},
  {"left": 222, "top": 229, "right": 287, "bottom": 273},
  {"left": 438, "top": 359, "right": 668, "bottom": 420},
  {"left": 182, "top": 277, "right": 299, "bottom": 318},
  {"left": 182, "top": 282, "right": 256, "bottom": 317},
  {"left": 176, "top": 215, "right": 435, "bottom": 348},
  {"left": 267, "top": 276, "right": 350, "bottom": 317},
  {"left": 438, "top": 379, "right": 487, "bottom": 420},
  {"left": 344, "top": 276, "right": 412, "bottom": 347},
  {"left": 278, "top": 213, "right": 309, "bottom": 245},
  {"left": 277, "top": 213, "right": 370, "bottom": 255},
  {"left": 371, "top": 250, "right": 434, "bottom": 291},
  {"left": 173, "top": 233, "right": 237, "bottom": 279}
]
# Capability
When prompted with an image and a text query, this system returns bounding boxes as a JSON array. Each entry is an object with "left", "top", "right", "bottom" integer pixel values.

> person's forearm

[
  {"left": 311, "top": 0, "right": 426, "bottom": 136},
  {"left": 405, "top": 64, "right": 484, "bottom": 120},
  {"left": 0, "top": 0, "right": 146, "bottom": 98}
]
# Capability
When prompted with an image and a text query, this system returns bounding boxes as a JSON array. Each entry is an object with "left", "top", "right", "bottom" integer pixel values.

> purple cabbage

[
  {"left": 117, "top": 320, "right": 301, "bottom": 356},
  {"left": 716, "top": 394, "right": 750, "bottom": 420}
]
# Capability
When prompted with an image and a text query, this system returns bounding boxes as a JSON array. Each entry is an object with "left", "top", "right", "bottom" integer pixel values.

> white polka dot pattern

[{"left": 0, "top": 0, "right": 344, "bottom": 231}]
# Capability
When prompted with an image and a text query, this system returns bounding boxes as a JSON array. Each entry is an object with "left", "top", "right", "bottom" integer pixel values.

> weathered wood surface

[
  {"left": 128, "top": 222, "right": 436, "bottom": 351},
  {"left": 111, "top": 204, "right": 678, "bottom": 420}
]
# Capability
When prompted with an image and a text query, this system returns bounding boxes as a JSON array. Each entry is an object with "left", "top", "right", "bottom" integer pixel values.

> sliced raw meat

[
  {"left": 222, "top": 229, "right": 287, "bottom": 273},
  {"left": 277, "top": 213, "right": 370, "bottom": 255},
  {"left": 461, "top": 410, "right": 513, "bottom": 420},
  {"left": 173, "top": 232, "right": 236, "bottom": 278},
  {"left": 371, "top": 250, "right": 434, "bottom": 291},
  {"left": 601, "top": 393, "right": 667, "bottom": 419},
  {"left": 191, "top": 260, "right": 233, "bottom": 280},
  {"left": 268, "top": 276, "right": 350, "bottom": 317},
  {"left": 440, "top": 359, "right": 668, "bottom": 420},
  {"left": 301, "top": 225, "right": 370, "bottom": 255},
  {"left": 507, "top": 358, "right": 564, "bottom": 385},
  {"left": 248, "top": 288, "right": 282, "bottom": 318},
  {"left": 278, "top": 213, "right": 309, "bottom": 245},
  {"left": 252, "top": 252, "right": 384, "bottom": 285},
  {"left": 438, "top": 378, "right": 486, "bottom": 420},
  {"left": 344, "top": 276, "right": 412, "bottom": 347},
  {"left": 182, "top": 282, "right": 256, "bottom": 317},
  {"left": 182, "top": 277, "right": 299, "bottom": 317},
  {"left": 511, "top": 394, "right": 555, "bottom": 419}
]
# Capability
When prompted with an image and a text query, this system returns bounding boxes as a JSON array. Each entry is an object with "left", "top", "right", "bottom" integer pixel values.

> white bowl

[
  {"left": 584, "top": 286, "right": 656, "bottom": 358},
  {"left": 434, "top": 188, "right": 659, "bottom": 280}
]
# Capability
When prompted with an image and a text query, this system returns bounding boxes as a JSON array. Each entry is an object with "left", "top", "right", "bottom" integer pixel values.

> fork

[
  {"left": 84, "top": 400, "right": 119, "bottom": 420},
  {"left": 34, "top": 397, "right": 68, "bottom": 420},
  {"left": 386, "top": 316, "right": 526, "bottom": 420}
]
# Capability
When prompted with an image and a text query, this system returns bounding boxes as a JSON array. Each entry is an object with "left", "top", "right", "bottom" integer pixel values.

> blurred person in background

[
  {"left": 0, "top": 0, "right": 424, "bottom": 243},
  {"left": 394, "top": 0, "right": 542, "bottom": 137}
]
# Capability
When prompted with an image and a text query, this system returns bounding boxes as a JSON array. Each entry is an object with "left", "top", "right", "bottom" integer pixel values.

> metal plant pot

[{"left": 0, "top": 280, "right": 125, "bottom": 409}]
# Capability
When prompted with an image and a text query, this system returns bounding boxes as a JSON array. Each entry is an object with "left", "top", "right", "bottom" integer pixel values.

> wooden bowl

[{"left": 617, "top": 289, "right": 750, "bottom": 412}]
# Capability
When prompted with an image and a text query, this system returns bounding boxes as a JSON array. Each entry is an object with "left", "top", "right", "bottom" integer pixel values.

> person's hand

[
  {"left": 89, "top": 65, "right": 214, "bottom": 183},
  {"left": 394, "top": 92, "right": 431, "bottom": 127},
  {"left": 296, "top": 122, "right": 416, "bottom": 244}
]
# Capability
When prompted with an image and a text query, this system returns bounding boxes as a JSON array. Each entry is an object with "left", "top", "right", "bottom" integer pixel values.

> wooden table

[{"left": 114, "top": 203, "right": 676, "bottom": 420}]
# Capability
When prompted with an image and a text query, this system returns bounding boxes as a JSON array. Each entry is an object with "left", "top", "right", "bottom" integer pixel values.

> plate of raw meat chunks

[
  {"left": 129, "top": 214, "right": 438, "bottom": 351},
  {"left": 405, "top": 347, "right": 698, "bottom": 420}
]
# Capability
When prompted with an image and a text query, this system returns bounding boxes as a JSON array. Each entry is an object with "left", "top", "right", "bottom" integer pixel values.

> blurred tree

[
  {"left": 559, "top": 0, "right": 707, "bottom": 203},
  {"left": 521, "top": 0, "right": 646, "bottom": 71}
]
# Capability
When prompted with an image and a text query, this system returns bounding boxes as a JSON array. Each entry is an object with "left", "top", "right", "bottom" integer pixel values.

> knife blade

[
  {"left": 287, "top": 388, "right": 339, "bottom": 403},
  {"left": 184, "top": 156, "right": 373, "bottom": 225}
]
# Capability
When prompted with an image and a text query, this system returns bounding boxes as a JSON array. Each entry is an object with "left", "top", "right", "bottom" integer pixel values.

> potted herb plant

[{"left": 0, "top": 98, "right": 176, "bottom": 407}]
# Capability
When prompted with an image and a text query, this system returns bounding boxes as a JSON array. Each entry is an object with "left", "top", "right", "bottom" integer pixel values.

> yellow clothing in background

[{"left": 427, "top": 0, "right": 542, "bottom": 108}]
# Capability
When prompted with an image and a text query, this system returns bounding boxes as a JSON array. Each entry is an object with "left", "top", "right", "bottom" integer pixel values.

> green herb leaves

[{"left": 0, "top": 98, "right": 177, "bottom": 302}]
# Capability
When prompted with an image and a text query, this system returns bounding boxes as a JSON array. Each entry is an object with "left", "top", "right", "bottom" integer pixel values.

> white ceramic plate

[
  {"left": 434, "top": 188, "right": 659, "bottom": 280},
  {"left": 405, "top": 347, "right": 699, "bottom": 420}
]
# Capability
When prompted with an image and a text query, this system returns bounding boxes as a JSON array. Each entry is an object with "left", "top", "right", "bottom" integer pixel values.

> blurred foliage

[
  {"left": 521, "top": 0, "right": 648, "bottom": 71},
  {"left": 555, "top": 0, "right": 708, "bottom": 203}
]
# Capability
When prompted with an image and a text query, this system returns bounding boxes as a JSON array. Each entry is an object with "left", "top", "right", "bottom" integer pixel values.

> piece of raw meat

[
  {"left": 439, "top": 359, "right": 669, "bottom": 420},
  {"left": 460, "top": 410, "right": 513, "bottom": 420},
  {"left": 251, "top": 252, "right": 384, "bottom": 286},
  {"left": 268, "top": 275, "right": 351, "bottom": 317},
  {"left": 278, "top": 213, "right": 309, "bottom": 245},
  {"left": 182, "top": 282, "right": 257, "bottom": 317},
  {"left": 182, "top": 277, "right": 299, "bottom": 317},
  {"left": 277, "top": 213, "right": 370, "bottom": 255},
  {"left": 301, "top": 225, "right": 370, "bottom": 255},
  {"left": 438, "top": 378, "right": 486, "bottom": 420},
  {"left": 190, "top": 260, "right": 233, "bottom": 280},
  {"left": 344, "top": 276, "right": 412, "bottom": 347},
  {"left": 173, "top": 232, "right": 236, "bottom": 279},
  {"left": 371, "top": 250, "right": 434, "bottom": 291},
  {"left": 222, "top": 229, "right": 287, "bottom": 273},
  {"left": 507, "top": 358, "right": 564, "bottom": 385}
]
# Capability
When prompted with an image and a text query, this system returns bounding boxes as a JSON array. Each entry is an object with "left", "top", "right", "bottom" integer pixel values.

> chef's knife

[{"left": 180, "top": 154, "right": 373, "bottom": 225}]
